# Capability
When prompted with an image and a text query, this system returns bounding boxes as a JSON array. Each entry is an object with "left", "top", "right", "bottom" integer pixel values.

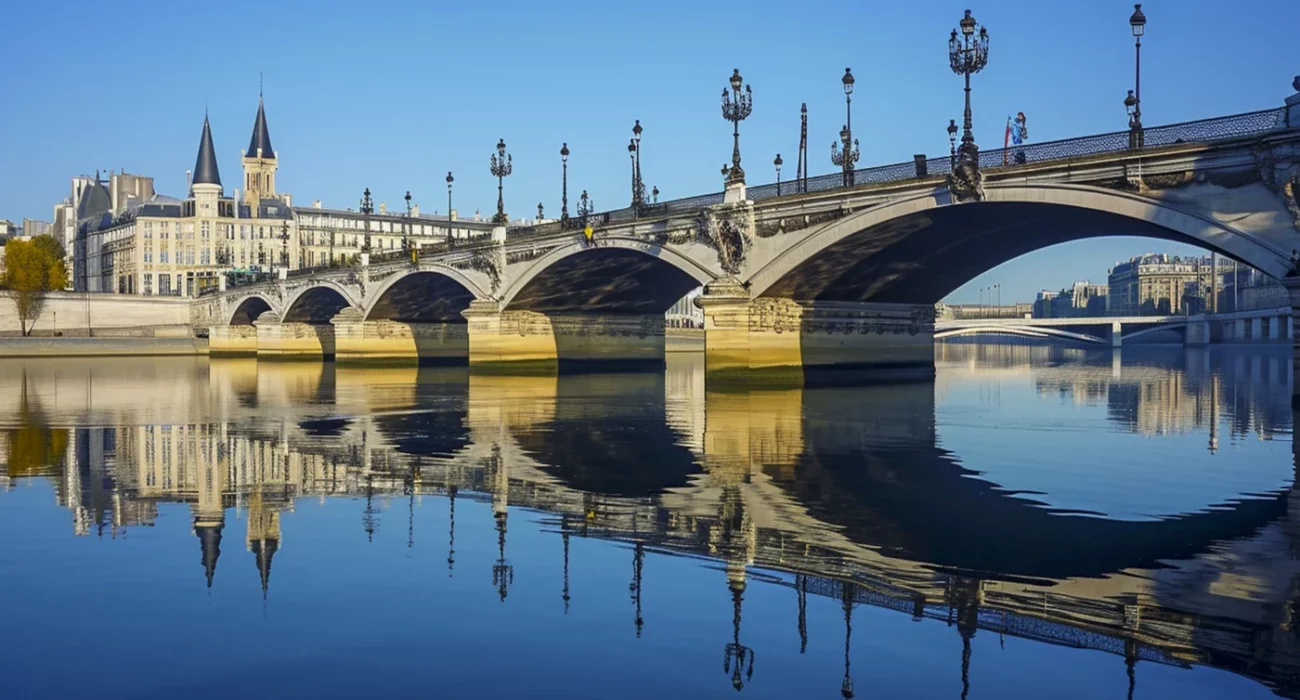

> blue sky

[{"left": 2, "top": 0, "right": 1296, "bottom": 304}]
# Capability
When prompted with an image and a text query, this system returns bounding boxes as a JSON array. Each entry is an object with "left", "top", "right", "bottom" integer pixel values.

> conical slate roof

[
  {"left": 192, "top": 115, "right": 222, "bottom": 188},
  {"left": 196, "top": 523, "right": 223, "bottom": 588},
  {"left": 245, "top": 98, "right": 275, "bottom": 159}
]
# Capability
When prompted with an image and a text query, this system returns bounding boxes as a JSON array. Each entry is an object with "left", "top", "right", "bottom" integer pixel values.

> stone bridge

[{"left": 194, "top": 98, "right": 1300, "bottom": 384}]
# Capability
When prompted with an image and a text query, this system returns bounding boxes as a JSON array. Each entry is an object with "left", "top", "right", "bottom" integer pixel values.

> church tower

[
  {"left": 191, "top": 113, "right": 223, "bottom": 215},
  {"left": 241, "top": 91, "right": 277, "bottom": 208}
]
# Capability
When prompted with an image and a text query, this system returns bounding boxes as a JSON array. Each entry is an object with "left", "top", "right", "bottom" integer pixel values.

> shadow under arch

[
  {"left": 748, "top": 184, "right": 1291, "bottom": 304},
  {"left": 509, "top": 372, "right": 703, "bottom": 497},
  {"left": 229, "top": 295, "right": 274, "bottom": 325},
  {"left": 764, "top": 381, "right": 1292, "bottom": 581},
  {"left": 500, "top": 237, "right": 715, "bottom": 314},
  {"left": 282, "top": 283, "right": 360, "bottom": 324},
  {"left": 364, "top": 269, "right": 484, "bottom": 323}
]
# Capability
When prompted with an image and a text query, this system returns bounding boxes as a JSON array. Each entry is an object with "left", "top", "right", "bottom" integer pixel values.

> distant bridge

[{"left": 936, "top": 307, "right": 1293, "bottom": 346}]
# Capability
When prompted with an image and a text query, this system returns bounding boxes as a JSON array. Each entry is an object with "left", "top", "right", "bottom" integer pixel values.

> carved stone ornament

[
  {"left": 1255, "top": 141, "right": 1300, "bottom": 230},
  {"left": 468, "top": 246, "right": 505, "bottom": 295},
  {"left": 946, "top": 141, "right": 985, "bottom": 203},
  {"left": 694, "top": 201, "right": 754, "bottom": 276}
]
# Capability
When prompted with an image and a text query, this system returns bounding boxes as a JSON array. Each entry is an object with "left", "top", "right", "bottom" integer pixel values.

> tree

[{"left": 1, "top": 234, "right": 68, "bottom": 336}]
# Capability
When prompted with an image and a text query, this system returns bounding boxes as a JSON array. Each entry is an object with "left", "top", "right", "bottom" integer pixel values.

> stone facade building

[
  {"left": 69, "top": 95, "right": 495, "bottom": 298},
  {"left": 1107, "top": 254, "right": 1229, "bottom": 316}
]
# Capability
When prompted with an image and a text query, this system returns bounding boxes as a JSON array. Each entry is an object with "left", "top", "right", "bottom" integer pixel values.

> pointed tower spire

[
  {"left": 251, "top": 537, "right": 278, "bottom": 598},
  {"left": 196, "top": 523, "right": 223, "bottom": 588},
  {"left": 246, "top": 93, "right": 275, "bottom": 160},
  {"left": 192, "top": 114, "right": 222, "bottom": 190}
]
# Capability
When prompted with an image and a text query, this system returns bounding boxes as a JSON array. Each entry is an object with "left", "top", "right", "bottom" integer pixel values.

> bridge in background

[
  {"left": 937, "top": 306, "right": 1294, "bottom": 346},
  {"left": 192, "top": 92, "right": 1300, "bottom": 391}
]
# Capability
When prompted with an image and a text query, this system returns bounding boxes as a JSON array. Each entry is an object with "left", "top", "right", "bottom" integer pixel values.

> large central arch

[
  {"left": 500, "top": 237, "right": 715, "bottom": 314},
  {"left": 748, "top": 184, "right": 1292, "bottom": 304}
]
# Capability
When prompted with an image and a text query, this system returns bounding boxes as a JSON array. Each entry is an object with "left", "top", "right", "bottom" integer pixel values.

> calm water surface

[{"left": 1, "top": 344, "right": 1297, "bottom": 699}]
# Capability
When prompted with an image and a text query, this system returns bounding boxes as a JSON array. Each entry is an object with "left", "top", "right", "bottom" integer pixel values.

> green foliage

[{"left": 2, "top": 234, "right": 68, "bottom": 336}]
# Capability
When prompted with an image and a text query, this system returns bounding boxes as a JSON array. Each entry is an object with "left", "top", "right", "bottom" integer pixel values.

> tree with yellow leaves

[{"left": 1, "top": 234, "right": 68, "bottom": 336}]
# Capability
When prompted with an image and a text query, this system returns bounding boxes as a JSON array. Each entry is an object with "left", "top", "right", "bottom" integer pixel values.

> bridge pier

[
  {"left": 697, "top": 283, "right": 934, "bottom": 385},
  {"left": 254, "top": 312, "right": 336, "bottom": 360},
  {"left": 1184, "top": 318, "right": 1210, "bottom": 347},
  {"left": 463, "top": 301, "right": 665, "bottom": 371},
  {"left": 331, "top": 309, "right": 468, "bottom": 365},
  {"left": 1110, "top": 321, "right": 1123, "bottom": 348},
  {"left": 209, "top": 324, "right": 259, "bottom": 356}
]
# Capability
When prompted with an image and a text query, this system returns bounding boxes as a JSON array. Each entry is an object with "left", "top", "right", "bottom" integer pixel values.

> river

[{"left": 0, "top": 343, "right": 1295, "bottom": 699}]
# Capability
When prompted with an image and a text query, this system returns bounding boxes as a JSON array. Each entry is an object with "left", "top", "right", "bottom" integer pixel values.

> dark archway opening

[
  {"left": 762, "top": 202, "right": 1270, "bottom": 305},
  {"left": 367, "top": 272, "right": 477, "bottom": 323},
  {"left": 507, "top": 248, "right": 702, "bottom": 314},
  {"left": 283, "top": 286, "right": 353, "bottom": 324},
  {"left": 230, "top": 296, "right": 272, "bottom": 325}
]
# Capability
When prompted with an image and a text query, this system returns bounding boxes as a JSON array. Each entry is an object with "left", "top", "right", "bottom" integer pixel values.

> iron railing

[{"left": 219, "top": 107, "right": 1288, "bottom": 292}]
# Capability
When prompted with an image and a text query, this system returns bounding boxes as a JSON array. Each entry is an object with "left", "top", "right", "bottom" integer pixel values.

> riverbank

[{"left": 0, "top": 336, "right": 208, "bottom": 357}]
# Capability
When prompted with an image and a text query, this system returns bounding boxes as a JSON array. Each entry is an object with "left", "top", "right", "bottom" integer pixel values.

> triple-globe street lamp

[
  {"left": 720, "top": 69, "right": 753, "bottom": 186},
  {"left": 559, "top": 143, "right": 570, "bottom": 225},
  {"left": 490, "top": 139, "right": 512, "bottom": 225},
  {"left": 947, "top": 9, "right": 991, "bottom": 201},
  {"left": 830, "top": 68, "right": 860, "bottom": 187}
]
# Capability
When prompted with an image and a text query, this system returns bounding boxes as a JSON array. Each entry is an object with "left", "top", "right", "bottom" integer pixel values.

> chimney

[
  {"left": 379, "top": 202, "right": 387, "bottom": 215},
  {"left": 913, "top": 154, "right": 927, "bottom": 178},
  {"left": 411, "top": 204, "right": 420, "bottom": 217},
  {"left": 186, "top": 169, "right": 192, "bottom": 188},
  {"left": 449, "top": 208, "right": 458, "bottom": 221},
  {"left": 312, "top": 200, "right": 322, "bottom": 208}
]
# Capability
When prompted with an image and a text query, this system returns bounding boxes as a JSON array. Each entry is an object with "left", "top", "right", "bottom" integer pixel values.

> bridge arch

[
  {"left": 281, "top": 282, "right": 361, "bottom": 324},
  {"left": 747, "top": 183, "right": 1292, "bottom": 304},
  {"left": 934, "top": 325, "right": 1108, "bottom": 344},
  {"left": 363, "top": 268, "right": 487, "bottom": 322},
  {"left": 499, "top": 236, "right": 716, "bottom": 314},
  {"left": 228, "top": 294, "right": 276, "bottom": 326}
]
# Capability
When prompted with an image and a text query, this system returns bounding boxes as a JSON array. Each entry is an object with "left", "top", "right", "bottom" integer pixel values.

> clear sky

[{"left": 2, "top": 0, "right": 1295, "bottom": 304}]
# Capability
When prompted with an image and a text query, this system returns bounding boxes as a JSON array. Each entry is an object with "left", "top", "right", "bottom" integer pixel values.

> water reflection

[{"left": 1, "top": 347, "right": 1297, "bottom": 698}]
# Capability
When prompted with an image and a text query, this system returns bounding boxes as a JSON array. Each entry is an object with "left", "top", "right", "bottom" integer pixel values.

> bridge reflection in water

[{"left": 2, "top": 347, "right": 1298, "bottom": 698}]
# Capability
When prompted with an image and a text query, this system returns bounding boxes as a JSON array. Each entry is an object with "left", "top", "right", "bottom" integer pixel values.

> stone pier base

[
  {"left": 332, "top": 309, "right": 468, "bottom": 365},
  {"left": 209, "top": 324, "right": 259, "bottom": 356},
  {"left": 255, "top": 314, "right": 336, "bottom": 359},
  {"left": 464, "top": 301, "right": 664, "bottom": 371},
  {"left": 698, "top": 282, "right": 935, "bottom": 386}
]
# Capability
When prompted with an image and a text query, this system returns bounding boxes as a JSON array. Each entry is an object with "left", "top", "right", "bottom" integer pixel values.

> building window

[
  {"left": 160, "top": 250, "right": 169, "bottom": 263},
  {"left": 144, "top": 250, "right": 152, "bottom": 263},
  {"left": 144, "top": 222, "right": 152, "bottom": 239},
  {"left": 201, "top": 221, "right": 210, "bottom": 239}
]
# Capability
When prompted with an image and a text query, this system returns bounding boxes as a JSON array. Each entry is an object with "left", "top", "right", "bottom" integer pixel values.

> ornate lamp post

[
  {"left": 720, "top": 69, "right": 753, "bottom": 186},
  {"left": 279, "top": 219, "right": 290, "bottom": 267},
  {"left": 359, "top": 187, "right": 374, "bottom": 253},
  {"left": 831, "top": 125, "right": 860, "bottom": 189},
  {"left": 631, "top": 119, "right": 647, "bottom": 209},
  {"left": 948, "top": 119, "right": 959, "bottom": 166},
  {"left": 1127, "top": 4, "right": 1147, "bottom": 149},
  {"left": 489, "top": 138, "right": 512, "bottom": 225},
  {"left": 403, "top": 190, "right": 412, "bottom": 255},
  {"left": 445, "top": 171, "right": 454, "bottom": 248},
  {"left": 831, "top": 68, "right": 859, "bottom": 187},
  {"left": 537, "top": 202, "right": 544, "bottom": 221},
  {"left": 559, "top": 143, "right": 570, "bottom": 225},
  {"left": 774, "top": 153, "right": 783, "bottom": 195},
  {"left": 577, "top": 189, "right": 594, "bottom": 227},
  {"left": 947, "top": 9, "right": 991, "bottom": 202}
]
